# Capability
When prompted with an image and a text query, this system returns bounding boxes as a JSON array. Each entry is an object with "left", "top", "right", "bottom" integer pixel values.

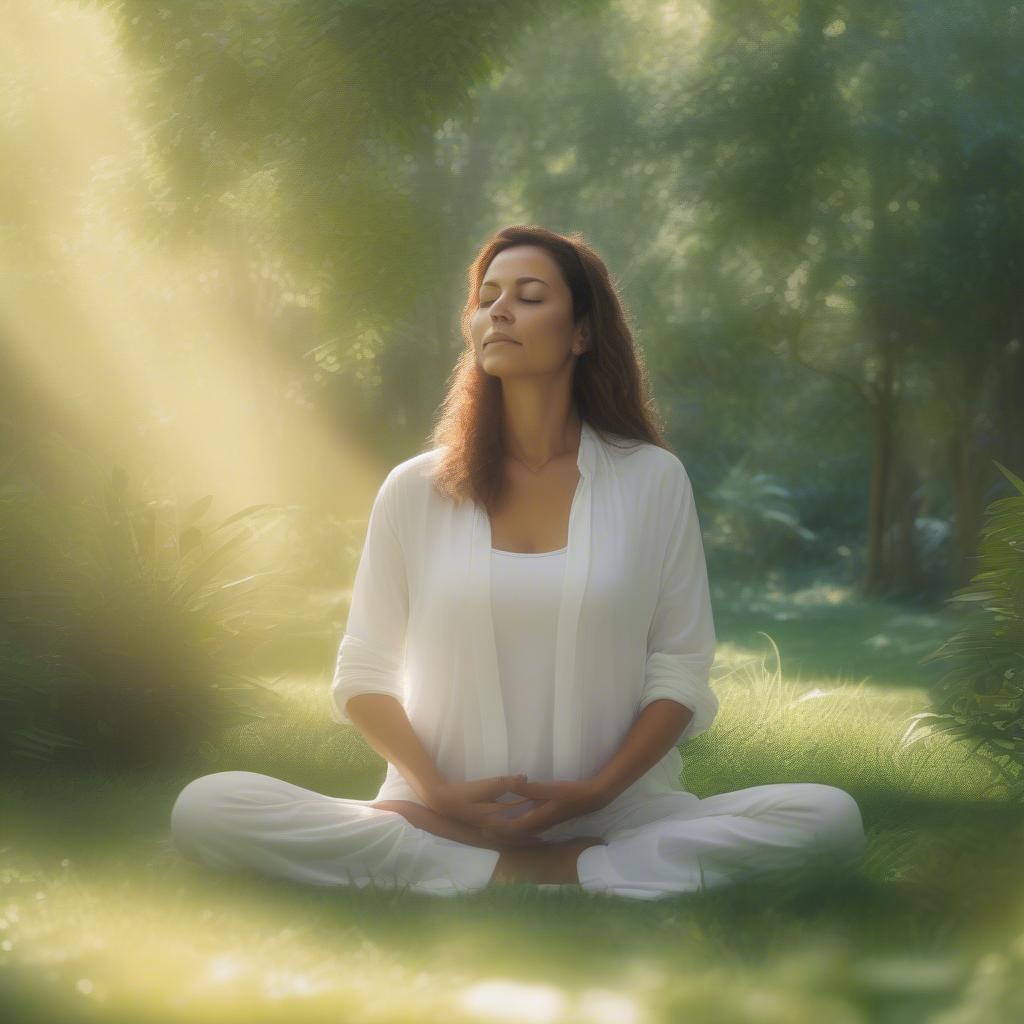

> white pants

[{"left": 170, "top": 771, "right": 866, "bottom": 900}]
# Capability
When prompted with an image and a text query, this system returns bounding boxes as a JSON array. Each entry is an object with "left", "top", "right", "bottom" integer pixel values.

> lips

[{"left": 485, "top": 334, "right": 519, "bottom": 346}]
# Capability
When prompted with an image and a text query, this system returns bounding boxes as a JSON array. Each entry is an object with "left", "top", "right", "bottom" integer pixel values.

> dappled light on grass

[
  {"left": 458, "top": 979, "right": 569, "bottom": 1023},
  {"left": 688, "top": 635, "right": 1014, "bottom": 805},
  {"left": 710, "top": 581, "right": 955, "bottom": 688},
  {"left": 1, "top": 586, "right": 1021, "bottom": 1021},
  {"left": 3, "top": 837, "right": 1012, "bottom": 1024},
  {"left": 457, "top": 980, "right": 645, "bottom": 1024},
  {"left": 0, "top": 849, "right": 482, "bottom": 1022}
]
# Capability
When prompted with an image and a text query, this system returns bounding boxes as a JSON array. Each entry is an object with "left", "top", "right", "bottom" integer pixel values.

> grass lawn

[{"left": 2, "top": 581, "right": 1024, "bottom": 1023}]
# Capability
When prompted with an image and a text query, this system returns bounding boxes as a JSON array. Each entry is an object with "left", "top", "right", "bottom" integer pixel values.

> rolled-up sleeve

[
  {"left": 329, "top": 474, "right": 409, "bottom": 727},
  {"left": 637, "top": 458, "right": 718, "bottom": 742}
]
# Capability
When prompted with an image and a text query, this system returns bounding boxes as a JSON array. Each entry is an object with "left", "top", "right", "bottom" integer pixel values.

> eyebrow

[{"left": 480, "top": 276, "right": 550, "bottom": 288}]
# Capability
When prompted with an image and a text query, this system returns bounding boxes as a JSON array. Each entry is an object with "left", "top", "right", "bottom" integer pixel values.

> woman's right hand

[{"left": 423, "top": 774, "right": 547, "bottom": 846}]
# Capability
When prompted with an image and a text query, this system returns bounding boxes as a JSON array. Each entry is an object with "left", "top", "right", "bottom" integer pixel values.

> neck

[{"left": 501, "top": 409, "right": 582, "bottom": 464}]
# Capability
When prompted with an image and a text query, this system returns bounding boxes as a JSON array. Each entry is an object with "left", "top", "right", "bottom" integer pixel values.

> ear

[{"left": 574, "top": 322, "right": 590, "bottom": 355}]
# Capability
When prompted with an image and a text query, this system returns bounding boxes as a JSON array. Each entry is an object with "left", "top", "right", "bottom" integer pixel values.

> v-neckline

[{"left": 470, "top": 420, "right": 596, "bottom": 780}]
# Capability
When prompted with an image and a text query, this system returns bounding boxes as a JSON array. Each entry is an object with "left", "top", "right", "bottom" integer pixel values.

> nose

[{"left": 488, "top": 294, "right": 513, "bottom": 319}]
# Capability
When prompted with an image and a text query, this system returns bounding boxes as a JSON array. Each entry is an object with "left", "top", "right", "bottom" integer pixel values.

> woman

[{"left": 170, "top": 225, "right": 866, "bottom": 899}]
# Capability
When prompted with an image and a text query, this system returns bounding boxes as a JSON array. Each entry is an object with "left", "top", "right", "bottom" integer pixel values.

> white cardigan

[{"left": 329, "top": 419, "right": 718, "bottom": 808}]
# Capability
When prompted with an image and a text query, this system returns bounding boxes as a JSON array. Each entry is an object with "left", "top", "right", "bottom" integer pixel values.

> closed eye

[{"left": 479, "top": 299, "right": 542, "bottom": 307}]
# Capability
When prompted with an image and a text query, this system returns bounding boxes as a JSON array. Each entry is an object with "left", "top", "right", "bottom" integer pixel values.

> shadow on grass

[{"left": 711, "top": 576, "right": 955, "bottom": 690}]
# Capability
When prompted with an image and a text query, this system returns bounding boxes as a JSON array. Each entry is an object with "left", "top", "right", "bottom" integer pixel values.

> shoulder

[
  {"left": 597, "top": 432, "right": 692, "bottom": 494},
  {"left": 378, "top": 446, "right": 445, "bottom": 512}
]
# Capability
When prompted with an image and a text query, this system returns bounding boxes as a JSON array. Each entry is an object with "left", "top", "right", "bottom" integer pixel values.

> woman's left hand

[{"left": 477, "top": 779, "right": 609, "bottom": 843}]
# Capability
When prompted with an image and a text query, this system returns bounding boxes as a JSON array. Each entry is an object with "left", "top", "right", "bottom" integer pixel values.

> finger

[
  {"left": 479, "top": 798, "right": 532, "bottom": 815},
  {"left": 463, "top": 776, "right": 512, "bottom": 798},
  {"left": 496, "top": 803, "right": 561, "bottom": 836},
  {"left": 495, "top": 773, "right": 528, "bottom": 786},
  {"left": 484, "top": 801, "right": 554, "bottom": 834},
  {"left": 508, "top": 782, "right": 553, "bottom": 798},
  {"left": 483, "top": 774, "right": 528, "bottom": 798},
  {"left": 467, "top": 807, "right": 521, "bottom": 832}
]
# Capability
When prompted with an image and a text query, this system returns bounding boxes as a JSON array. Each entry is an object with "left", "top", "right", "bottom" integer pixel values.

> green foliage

[
  {"left": 105, "top": 0, "right": 565, "bottom": 326},
  {"left": 705, "top": 457, "right": 818, "bottom": 573},
  {"left": 901, "top": 461, "right": 1024, "bottom": 795},
  {"left": 0, "top": 430, "right": 309, "bottom": 773}
]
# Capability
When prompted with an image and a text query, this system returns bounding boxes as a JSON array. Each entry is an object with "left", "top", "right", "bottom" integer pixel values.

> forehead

[{"left": 481, "top": 246, "right": 561, "bottom": 287}]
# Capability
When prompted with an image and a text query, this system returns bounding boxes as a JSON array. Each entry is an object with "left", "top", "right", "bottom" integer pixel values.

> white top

[
  {"left": 489, "top": 545, "right": 567, "bottom": 818},
  {"left": 330, "top": 419, "right": 718, "bottom": 810}
]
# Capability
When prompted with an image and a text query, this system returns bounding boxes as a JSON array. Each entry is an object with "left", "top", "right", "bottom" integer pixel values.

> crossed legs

[
  {"left": 370, "top": 782, "right": 866, "bottom": 892},
  {"left": 169, "top": 774, "right": 863, "bottom": 897}
]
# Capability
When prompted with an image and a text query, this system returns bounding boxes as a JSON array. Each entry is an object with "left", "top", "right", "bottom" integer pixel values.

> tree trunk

[
  {"left": 863, "top": 340, "right": 897, "bottom": 597},
  {"left": 994, "top": 335, "right": 1024, "bottom": 477},
  {"left": 887, "top": 444, "right": 924, "bottom": 595},
  {"left": 946, "top": 408, "right": 987, "bottom": 591}
]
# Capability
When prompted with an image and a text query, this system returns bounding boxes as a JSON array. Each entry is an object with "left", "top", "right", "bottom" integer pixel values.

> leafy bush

[
  {"left": 901, "top": 461, "right": 1024, "bottom": 797},
  {"left": 705, "top": 456, "right": 818, "bottom": 574},
  {"left": 0, "top": 431, "right": 307, "bottom": 773}
]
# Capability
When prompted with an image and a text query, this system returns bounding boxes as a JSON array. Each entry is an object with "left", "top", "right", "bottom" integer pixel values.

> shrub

[
  {"left": 901, "top": 461, "right": 1024, "bottom": 797},
  {"left": 0, "top": 430, "right": 305, "bottom": 773},
  {"left": 705, "top": 457, "right": 819, "bottom": 575}
]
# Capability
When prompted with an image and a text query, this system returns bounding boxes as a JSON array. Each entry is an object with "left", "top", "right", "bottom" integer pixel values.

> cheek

[
  {"left": 531, "top": 305, "right": 561, "bottom": 327},
  {"left": 469, "top": 316, "right": 491, "bottom": 350}
]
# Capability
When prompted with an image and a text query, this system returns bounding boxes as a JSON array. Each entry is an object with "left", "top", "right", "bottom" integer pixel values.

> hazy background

[
  {"left": 2, "top": 2, "right": 1023, "bottom": 1022},
  {"left": 6, "top": 0, "right": 1021, "bottom": 606}
]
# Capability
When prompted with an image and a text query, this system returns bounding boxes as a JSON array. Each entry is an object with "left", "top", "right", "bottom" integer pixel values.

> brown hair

[{"left": 429, "top": 224, "right": 669, "bottom": 512}]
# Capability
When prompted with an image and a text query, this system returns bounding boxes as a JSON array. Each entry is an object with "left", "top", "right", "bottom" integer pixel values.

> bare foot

[
  {"left": 554, "top": 836, "right": 607, "bottom": 885},
  {"left": 488, "top": 836, "right": 606, "bottom": 887}
]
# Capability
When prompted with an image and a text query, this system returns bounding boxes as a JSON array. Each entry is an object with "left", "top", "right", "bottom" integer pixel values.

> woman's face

[{"left": 470, "top": 244, "right": 586, "bottom": 378}]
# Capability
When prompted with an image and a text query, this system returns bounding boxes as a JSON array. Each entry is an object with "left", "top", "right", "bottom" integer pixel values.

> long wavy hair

[{"left": 429, "top": 224, "right": 670, "bottom": 513}]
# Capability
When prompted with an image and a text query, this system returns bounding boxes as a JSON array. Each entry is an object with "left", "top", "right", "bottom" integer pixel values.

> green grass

[
  {"left": 2, "top": 587, "right": 1024, "bottom": 1023},
  {"left": 710, "top": 576, "right": 956, "bottom": 690}
]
